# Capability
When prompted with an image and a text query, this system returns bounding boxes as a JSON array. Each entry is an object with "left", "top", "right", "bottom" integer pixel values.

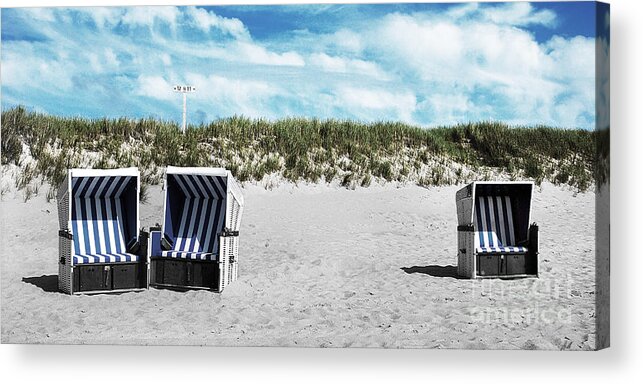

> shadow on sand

[
  {"left": 401, "top": 265, "right": 465, "bottom": 279},
  {"left": 22, "top": 275, "right": 59, "bottom": 293}
]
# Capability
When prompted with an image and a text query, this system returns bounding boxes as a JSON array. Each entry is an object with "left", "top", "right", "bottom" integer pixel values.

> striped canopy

[
  {"left": 157, "top": 172, "right": 228, "bottom": 261},
  {"left": 170, "top": 173, "right": 227, "bottom": 200},
  {"left": 72, "top": 175, "right": 134, "bottom": 198},
  {"left": 70, "top": 173, "right": 138, "bottom": 264},
  {"left": 474, "top": 195, "right": 527, "bottom": 254}
]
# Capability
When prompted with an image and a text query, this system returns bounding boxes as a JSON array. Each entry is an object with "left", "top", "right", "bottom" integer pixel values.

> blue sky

[{"left": 1, "top": 2, "right": 606, "bottom": 129}]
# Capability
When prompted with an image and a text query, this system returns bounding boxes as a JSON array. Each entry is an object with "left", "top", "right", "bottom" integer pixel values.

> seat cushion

[
  {"left": 155, "top": 250, "right": 219, "bottom": 261},
  {"left": 476, "top": 246, "right": 528, "bottom": 253},
  {"left": 74, "top": 252, "right": 139, "bottom": 264}
]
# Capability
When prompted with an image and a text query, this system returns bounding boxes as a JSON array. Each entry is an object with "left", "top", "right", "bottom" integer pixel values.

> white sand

[{"left": 0, "top": 182, "right": 597, "bottom": 349}]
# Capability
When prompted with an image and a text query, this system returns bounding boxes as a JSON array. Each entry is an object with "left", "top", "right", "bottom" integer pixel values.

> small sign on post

[
  {"left": 173, "top": 85, "right": 197, "bottom": 133},
  {"left": 173, "top": 85, "right": 196, "bottom": 93}
]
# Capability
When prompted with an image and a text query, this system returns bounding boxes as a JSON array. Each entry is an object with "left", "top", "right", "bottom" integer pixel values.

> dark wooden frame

[
  {"left": 72, "top": 262, "right": 147, "bottom": 293},
  {"left": 150, "top": 258, "right": 220, "bottom": 291}
]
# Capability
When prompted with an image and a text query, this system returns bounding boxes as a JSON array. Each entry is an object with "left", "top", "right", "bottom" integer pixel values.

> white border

[
  {"left": 166, "top": 166, "right": 228, "bottom": 177},
  {"left": 69, "top": 167, "right": 140, "bottom": 178},
  {"left": 2, "top": 0, "right": 641, "bottom": 383}
]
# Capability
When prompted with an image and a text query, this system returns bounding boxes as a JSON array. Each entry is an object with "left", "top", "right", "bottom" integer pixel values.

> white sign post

[{"left": 173, "top": 85, "right": 196, "bottom": 133}]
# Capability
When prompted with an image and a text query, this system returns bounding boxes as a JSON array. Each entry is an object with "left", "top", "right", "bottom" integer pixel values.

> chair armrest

[
  {"left": 160, "top": 234, "right": 173, "bottom": 250},
  {"left": 150, "top": 231, "right": 163, "bottom": 257},
  {"left": 528, "top": 223, "right": 539, "bottom": 254},
  {"left": 457, "top": 224, "right": 474, "bottom": 232},
  {"left": 133, "top": 230, "right": 150, "bottom": 258},
  {"left": 127, "top": 237, "right": 141, "bottom": 255},
  {"left": 220, "top": 228, "right": 240, "bottom": 237}
]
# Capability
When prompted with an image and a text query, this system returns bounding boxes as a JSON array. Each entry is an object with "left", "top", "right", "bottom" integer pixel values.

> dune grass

[{"left": 1, "top": 106, "right": 605, "bottom": 198}]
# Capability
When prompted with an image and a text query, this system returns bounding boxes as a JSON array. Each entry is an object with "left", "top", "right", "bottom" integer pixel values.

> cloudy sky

[{"left": 2, "top": 2, "right": 604, "bottom": 129}]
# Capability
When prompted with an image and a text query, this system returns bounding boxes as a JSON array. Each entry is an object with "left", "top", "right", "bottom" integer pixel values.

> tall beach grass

[{"left": 1, "top": 106, "right": 605, "bottom": 200}]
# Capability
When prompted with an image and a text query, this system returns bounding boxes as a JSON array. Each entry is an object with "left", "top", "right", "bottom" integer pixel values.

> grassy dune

[{"left": 1, "top": 106, "right": 604, "bottom": 200}]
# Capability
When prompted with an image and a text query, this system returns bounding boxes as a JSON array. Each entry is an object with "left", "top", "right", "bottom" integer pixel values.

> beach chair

[
  {"left": 455, "top": 181, "right": 538, "bottom": 278},
  {"left": 57, "top": 168, "right": 147, "bottom": 294},
  {"left": 148, "top": 166, "right": 244, "bottom": 292}
]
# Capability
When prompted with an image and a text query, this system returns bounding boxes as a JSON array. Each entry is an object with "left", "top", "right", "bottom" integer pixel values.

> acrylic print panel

[{"left": 0, "top": 1, "right": 609, "bottom": 350}]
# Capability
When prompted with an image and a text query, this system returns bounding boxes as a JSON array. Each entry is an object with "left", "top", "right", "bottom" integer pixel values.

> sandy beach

[{"left": 0, "top": 181, "right": 597, "bottom": 349}]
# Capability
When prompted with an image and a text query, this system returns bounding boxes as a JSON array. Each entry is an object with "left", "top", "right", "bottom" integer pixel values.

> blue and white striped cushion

[
  {"left": 477, "top": 246, "right": 528, "bottom": 253},
  {"left": 153, "top": 174, "right": 226, "bottom": 261},
  {"left": 475, "top": 195, "right": 528, "bottom": 254},
  {"left": 71, "top": 176, "right": 139, "bottom": 265},
  {"left": 159, "top": 251, "right": 217, "bottom": 261},
  {"left": 74, "top": 253, "right": 138, "bottom": 264}
]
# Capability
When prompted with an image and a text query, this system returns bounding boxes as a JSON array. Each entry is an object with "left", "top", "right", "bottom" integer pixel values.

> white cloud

[
  {"left": 185, "top": 6, "right": 249, "bottom": 39},
  {"left": 136, "top": 72, "right": 283, "bottom": 119},
  {"left": 88, "top": 53, "right": 103, "bottom": 73},
  {"left": 84, "top": 7, "right": 123, "bottom": 29},
  {"left": 136, "top": 76, "right": 175, "bottom": 101},
  {"left": 161, "top": 53, "right": 172, "bottom": 66},
  {"left": 546, "top": 36, "right": 595, "bottom": 82},
  {"left": 2, "top": 42, "right": 74, "bottom": 91},
  {"left": 448, "top": 2, "right": 557, "bottom": 28},
  {"left": 479, "top": 2, "right": 557, "bottom": 27},
  {"left": 361, "top": 9, "right": 593, "bottom": 128},
  {"left": 329, "top": 29, "right": 363, "bottom": 53},
  {"left": 233, "top": 41, "right": 305, "bottom": 67},
  {"left": 161, "top": 38, "right": 305, "bottom": 67},
  {"left": 425, "top": 93, "right": 474, "bottom": 125},
  {"left": 121, "top": 7, "right": 179, "bottom": 28},
  {"left": 446, "top": 3, "right": 480, "bottom": 20},
  {"left": 103, "top": 48, "right": 120, "bottom": 69},
  {"left": 22, "top": 8, "right": 56, "bottom": 22},
  {"left": 375, "top": 14, "right": 466, "bottom": 82},
  {"left": 552, "top": 98, "right": 589, "bottom": 129},
  {"left": 184, "top": 73, "right": 282, "bottom": 118},
  {"left": 373, "top": 13, "right": 553, "bottom": 84},
  {"left": 308, "top": 53, "right": 389, "bottom": 80},
  {"left": 334, "top": 86, "right": 417, "bottom": 122},
  {"left": 79, "top": 6, "right": 249, "bottom": 41},
  {"left": 80, "top": 49, "right": 120, "bottom": 74}
]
